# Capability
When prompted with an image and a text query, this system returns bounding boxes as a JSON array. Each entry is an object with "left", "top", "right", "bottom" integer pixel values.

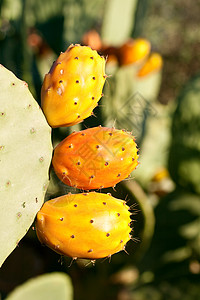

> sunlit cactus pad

[{"left": 0, "top": 65, "right": 53, "bottom": 267}]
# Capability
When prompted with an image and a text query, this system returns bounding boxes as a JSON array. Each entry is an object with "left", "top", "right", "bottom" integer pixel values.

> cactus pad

[
  {"left": 5, "top": 272, "right": 73, "bottom": 300},
  {"left": 168, "top": 75, "right": 200, "bottom": 194},
  {"left": 0, "top": 65, "right": 52, "bottom": 267}
]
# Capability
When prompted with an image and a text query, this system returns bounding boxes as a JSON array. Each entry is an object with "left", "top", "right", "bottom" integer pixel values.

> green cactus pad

[
  {"left": 168, "top": 74, "right": 200, "bottom": 194},
  {"left": 101, "top": 0, "right": 138, "bottom": 46},
  {"left": 0, "top": 65, "right": 52, "bottom": 267},
  {"left": 5, "top": 272, "right": 73, "bottom": 300},
  {"left": 101, "top": 65, "right": 162, "bottom": 141}
]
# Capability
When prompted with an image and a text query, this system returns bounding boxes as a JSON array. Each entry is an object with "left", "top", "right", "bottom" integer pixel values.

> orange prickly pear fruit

[
  {"left": 41, "top": 44, "right": 106, "bottom": 128},
  {"left": 52, "top": 126, "right": 139, "bottom": 190},
  {"left": 118, "top": 38, "right": 151, "bottom": 66},
  {"left": 82, "top": 30, "right": 102, "bottom": 51},
  {"left": 137, "top": 53, "right": 163, "bottom": 77},
  {"left": 36, "top": 192, "right": 132, "bottom": 259}
]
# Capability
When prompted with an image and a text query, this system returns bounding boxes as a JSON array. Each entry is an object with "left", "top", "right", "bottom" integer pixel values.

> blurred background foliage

[{"left": 0, "top": 0, "right": 200, "bottom": 299}]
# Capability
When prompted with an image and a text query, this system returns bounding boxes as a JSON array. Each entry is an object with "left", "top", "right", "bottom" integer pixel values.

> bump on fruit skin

[
  {"left": 36, "top": 192, "right": 132, "bottom": 259},
  {"left": 41, "top": 44, "right": 106, "bottom": 128},
  {"left": 52, "top": 126, "right": 139, "bottom": 190}
]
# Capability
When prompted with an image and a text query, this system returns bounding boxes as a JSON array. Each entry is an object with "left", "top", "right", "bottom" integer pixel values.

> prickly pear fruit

[
  {"left": 82, "top": 30, "right": 102, "bottom": 51},
  {"left": 41, "top": 44, "right": 106, "bottom": 128},
  {"left": 118, "top": 38, "right": 151, "bottom": 66},
  {"left": 137, "top": 53, "right": 163, "bottom": 77},
  {"left": 36, "top": 192, "right": 132, "bottom": 259},
  {"left": 52, "top": 126, "right": 139, "bottom": 190}
]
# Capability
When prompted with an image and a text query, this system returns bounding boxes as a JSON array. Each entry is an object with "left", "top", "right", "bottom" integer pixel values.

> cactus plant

[
  {"left": 101, "top": 40, "right": 163, "bottom": 141},
  {"left": 52, "top": 126, "right": 139, "bottom": 190},
  {"left": 168, "top": 74, "right": 200, "bottom": 194},
  {"left": 5, "top": 272, "right": 73, "bottom": 300},
  {"left": 101, "top": 0, "right": 138, "bottom": 46},
  {"left": 0, "top": 65, "right": 52, "bottom": 267},
  {"left": 41, "top": 44, "right": 106, "bottom": 128},
  {"left": 36, "top": 192, "right": 132, "bottom": 259}
]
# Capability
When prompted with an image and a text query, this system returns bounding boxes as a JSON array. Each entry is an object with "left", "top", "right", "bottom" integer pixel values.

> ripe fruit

[
  {"left": 118, "top": 38, "right": 151, "bottom": 66},
  {"left": 82, "top": 30, "right": 102, "bottom": 51},
  {"left": 36, "top": 192, "right": 132, "bottom": 259},
  {"left": 52, "top": 126, "right": 139, "bottom": 190},
  {"left": 41, "top": 44, "right": 106, "bottom": 128},
  {"left": 137, "top": 53, "right": 163, "bottom": 77}
]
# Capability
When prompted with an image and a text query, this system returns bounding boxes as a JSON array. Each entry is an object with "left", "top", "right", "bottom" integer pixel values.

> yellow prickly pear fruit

[
  {"left": 118, "top": 38, "right": 151, "bottom": 66},
  {"left": 137, "top": 53, "right": 163, "bottom": 77},
  {"left": 41, "top": 44, "right": 106, "bottom": 128},
  {"left": 36, "top": 192, "right": 132, "bottom": 260}
]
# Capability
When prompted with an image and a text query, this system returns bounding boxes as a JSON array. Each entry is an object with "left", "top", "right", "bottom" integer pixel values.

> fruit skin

[
  {"left": 36, "top": 192, "right": 132, "bottom": 259},
  {"left": 52, "top": 126, "right": 139, "bottom": 190},
  {"left": 41, "top": 44, "right": 106, "bottom": 128}
]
